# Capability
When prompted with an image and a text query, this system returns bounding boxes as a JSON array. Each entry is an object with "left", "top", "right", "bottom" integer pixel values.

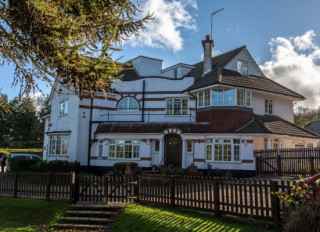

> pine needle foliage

[{"left": 0, "top": 0, "right": 153, "bottom": 98}]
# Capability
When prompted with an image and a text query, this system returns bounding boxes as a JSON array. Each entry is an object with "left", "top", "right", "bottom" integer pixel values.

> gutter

[
  {"left": 141, "top": 80, "right": 145, "bottom": 122},
  {"left": 87, "top": 98, "right": 93, "bottom": 167}
]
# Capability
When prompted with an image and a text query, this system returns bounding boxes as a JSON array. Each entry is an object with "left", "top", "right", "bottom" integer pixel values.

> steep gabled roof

[
  {"left": 185, "top": 47, "right": 305, "bottom": 99},
  {"left": 237, "top": 114, "right": 320, "bottom": 139}
]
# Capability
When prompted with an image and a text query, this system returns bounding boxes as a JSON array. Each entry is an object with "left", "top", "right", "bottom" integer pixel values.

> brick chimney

[{"left": 202, "top": 35, "right": 214, "bottom": 75}]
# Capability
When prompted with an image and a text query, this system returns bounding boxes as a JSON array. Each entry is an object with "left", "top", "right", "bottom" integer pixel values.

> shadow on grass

[{"left": 113, "top": 203, "right": 278, "bottom": 232}]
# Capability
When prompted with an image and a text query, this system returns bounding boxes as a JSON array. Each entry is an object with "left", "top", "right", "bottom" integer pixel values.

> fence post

[
  {"left": 69, "top": 172, "right": 75, "bottom": 202},
  {"left": 270, "top": 180, "right": 281, "bottom": 225},
  {"left": 255, "top": 157, "right": 260, "bottom": 176},
  {"left": 213, "top": 177, "right": 220, "bottom": 216},
  {"left": 170, "top": 176, "right": 175, "bottom": 208},
  {"left": 45, "top": 172, "right": 51, "bottom": 201},
  {"left": 134, "top": 175, "right": 140, "bottom": 203},
  {"left": 277, "top": 152, "right": 282, "bottom": 176},
  {"left": 310, "top": 156, "right": 315, "bottom": 176},
  {"left": 73, "top": 173, "right": 80, "bottom": 203},
  {"left": 13, "top": 172, "right": 19, "bottom": 198}
]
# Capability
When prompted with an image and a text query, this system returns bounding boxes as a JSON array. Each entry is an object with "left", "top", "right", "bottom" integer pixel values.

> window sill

[
  {"left": 206, "top": 161, "right": 241, "bottom": 164},
  {"left": 107, "top": 158, "right": 141, "bottom": 161},
  {"left": 47, "top": 155, "right": 69, "bottom": 158}
]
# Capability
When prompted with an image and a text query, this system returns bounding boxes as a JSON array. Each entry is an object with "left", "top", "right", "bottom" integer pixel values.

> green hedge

[
  {"left": 8, "top": 159, "right": 39, "bottom": 172},
  {"left": 0, "top": 149, "right": 43, "bottom": 158}
]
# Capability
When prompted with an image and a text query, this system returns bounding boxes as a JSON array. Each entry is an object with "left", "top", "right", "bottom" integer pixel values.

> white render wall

[
  {"left": 224, "top": 49, "right": 263, "bottom": 77},
  {"left": 44, "top": 84, "right": 80, "bottom": 163},
  {"left": 252, "top": 92, "right": 294, "bottom": 122}
]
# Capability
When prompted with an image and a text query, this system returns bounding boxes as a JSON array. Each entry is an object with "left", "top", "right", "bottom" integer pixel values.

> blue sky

[{"left": 1, "top": 0, "right": 320, "bottom": 106}]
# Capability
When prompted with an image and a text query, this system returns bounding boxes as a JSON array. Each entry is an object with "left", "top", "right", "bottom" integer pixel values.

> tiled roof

[
  {"left": 237, "top": 114, "right": 319, "bottom": 138},
  {"left": 185, "top": 47, "right": 304, "bottom": 99},
  {"left": 304, "top": 121, "right": 320, "bottom": 136}
]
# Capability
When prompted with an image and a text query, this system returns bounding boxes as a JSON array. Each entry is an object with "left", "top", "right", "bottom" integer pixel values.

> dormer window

[
  {"left": 237, "top": 60, "right": 249, "bottom": 76},
  {"left": 118, "top": 97, "right": 139, "bottom": 111},
  {"left": 174, "top": 69, "right": 178, "bottom": 79}
]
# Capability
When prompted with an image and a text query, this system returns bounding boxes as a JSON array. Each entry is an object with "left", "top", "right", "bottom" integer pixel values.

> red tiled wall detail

[
  {"left": 194, "top": 158, "right": 205, "bottom": 162},
  {"left": 140, "top": 157, "right": 152, "bottom": 161},
  {"left": 242, "top": 159, "right": 254, "bottom": 163}
]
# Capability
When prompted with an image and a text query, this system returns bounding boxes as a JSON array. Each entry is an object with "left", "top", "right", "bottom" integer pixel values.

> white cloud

[
  {"left": 129, "top": 0, "right": 198, "bottom": 52},
  {"left": 260, "top": 30, "right": 320, "bottom": 108},
  {"left": 226, "top": 24, "right": 240, "bottom": 33}
]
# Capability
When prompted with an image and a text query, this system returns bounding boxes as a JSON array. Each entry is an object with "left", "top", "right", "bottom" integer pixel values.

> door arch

[{"left": 164, "top": 134, "right": 182, "bottom": 167}]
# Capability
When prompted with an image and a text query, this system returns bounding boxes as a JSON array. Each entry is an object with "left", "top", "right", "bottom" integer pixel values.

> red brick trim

[
  {"left": 94, "top": 96, "right": 117, "bottom": 101},
  {"left": 141, "top": 139, "right": 147, "bottom": 142},
  {"left": 102, "top": 157, "right": 108, "bottom": 160},
  {"left": 242, "top": 140, "right": 253, "bottom": 144},
  {"left": 143, "top": 98, "right": 166, "bottom": 101},
  {"left": 121, "top": 91, "right": 183, "bottom": 95},
  {"left": 194, "top": 158, "right": 205, "bottom": 162},
  {"left": 140, "top": 157, "right": 152, "bottom": 161},
  {"left": 90, "top": 157, "right": 98, "bottom": 160},
  {"left": 194, "top": 139, "right": 205, "bottom": 143},
  {"left": 79, "top": 105, "right": 116, "bottom": 111},
  {"left": 242, "top": 159, "right": 254, "bottom": 163},
  {"left": 144, "top": 108, "right": 165, "bottom": 111},
  {"left": 189, "top": 97, "right": 196, "bottom": 101},
  {"left": 91, "top": 139, "right": 98, "bottom": 143}
]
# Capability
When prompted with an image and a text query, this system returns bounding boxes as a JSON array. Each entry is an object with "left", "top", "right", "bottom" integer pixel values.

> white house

[{"left": 42, "top": 35, "right": 320, "bottom": 176}]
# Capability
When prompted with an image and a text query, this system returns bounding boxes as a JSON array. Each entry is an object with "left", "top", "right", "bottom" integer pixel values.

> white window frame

[
  {"left": 98, "top": 140, "right": 104, "bottom": 158},
  {"left": 118, "top": 97, "right": 139, "bottom": 112},
  {"left": 237, "top": 60, "right": 249, "bottom": 76},
  {"left": 154, "top": 140, "right": 160, "bottom": 152},
  {"left": 60, "top": 100, "right": 68, "bottom": 116},
  {"left": 166, "top": 98, "right": 189, "bottom": 115},
  {"left": 48, "top": 135, "right": 69, "bottom": 156},
  {"left": 107, "top": 139, "right": 140, "bottom": 160},
  {"left": 187, "top": 140, "right": 193, "bottom": 153},
  {"left": 206, "top": 138, "right": 241, "bottom": 162},
  {"left": 197, "top": 87, "right": 251, "bottom": 108},
  {"left": 265, "top": 99, "right": 273, "bottom": 114}
]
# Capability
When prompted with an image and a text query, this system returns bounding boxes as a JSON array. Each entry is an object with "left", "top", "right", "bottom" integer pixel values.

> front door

[{"left": 165, "top": 134, "right": 182, "bottom": 167}]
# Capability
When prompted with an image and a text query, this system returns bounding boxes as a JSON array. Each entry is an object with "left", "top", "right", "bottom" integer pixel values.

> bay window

[
  {"left": 166, "top": 98, "right": 188, "bottom": 115},
  {"left": 49, "top": 135, "right": 69, "bottom": 155},
  {"left": 206, "top": 138, "right": 241, "bottom": 162},
  {"left": 108, "top": 139, "right": 140, "bottom": 159},
  {"left": 198, "top": 87, "right": 251, "bottom": 107}
]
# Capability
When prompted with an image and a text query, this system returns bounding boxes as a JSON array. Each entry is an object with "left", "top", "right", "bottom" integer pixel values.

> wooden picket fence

[
  {"left": 255, "top": 148, "right": 320, "bottom": 176},
  {"left": 1, "top": 172, "right": 320, "bottom": 224}
]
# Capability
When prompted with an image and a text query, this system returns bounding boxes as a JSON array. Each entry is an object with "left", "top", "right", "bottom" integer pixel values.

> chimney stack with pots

[{"left": 202, "top": 35, "right": 214, "bottom": 75}]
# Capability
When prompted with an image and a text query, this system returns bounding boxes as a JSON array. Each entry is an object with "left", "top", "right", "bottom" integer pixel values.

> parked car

[{"left": 6, "top": 153, "right": 42, "bottom": 172}]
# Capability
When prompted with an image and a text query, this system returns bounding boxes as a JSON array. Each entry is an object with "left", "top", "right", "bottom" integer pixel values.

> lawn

[
  {"left": 0, "top": 197, "right": 70, "bottom": 231},
  {"left": 113, "top": 203, "right": 278, "bottom": 232}
]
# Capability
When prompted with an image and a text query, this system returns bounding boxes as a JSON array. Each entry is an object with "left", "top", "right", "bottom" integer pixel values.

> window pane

[
  {"left": 199, "top": 92, "right": 204, "bottom": 107},
  {"left": 206, "top": 138, "right": 213, "bottom": 143},
  {"left": 133, "top": 146, "right": 139, "bottom": 158},
  {"left": 207, "top": 145, "right": 212, "bottom": 160},
  {"left": 182, "top": 99, "right": 188, "bottom": 115},
  {"left": 109, "top": 139, "right": 116, "bottom": 144},
  {"left": 116, "top": 145, "right": 124, "bottom": 158},
  {"left": 125, "top": 145, "right": 132, "bottom": 158},
  {"left": 133, "top": 140, "right": 140, "bottom": 144},
  {"left": 62, "top": 137, "right": 68, "bottom": 154},
  {"left": 173, "top": 102, "right": 181, "bottom": 115},
  {"left": 233, "top": 139, "right": 240, "bottom": 144},
  {"left": 50, "top": 137, "right": 56, "bottom": 154},
  {"left": 224, "top": 88, "right": 236, "bottom": 106},
  {"left": 109, "top": 145, "right": 115, "bottom": 157},
  {"left": 167, "top": 99, "right": 173, "bottom": 115},
  {"left": 119, "top": 98, "right": 138, "bottom": 111},
  {"left": 212, "top": 87, "right": 224, "bottom": 105},
  {"left": 98, "top": 144, "right": 103, "bottom": 158},
  {"left": 214, "top": 144, "right": 222, "bottom": 161},
  {"left": 56, "top": 136, "right": 61, "bottom": 154},
  {"left": 234, "top": 145, "right": 240, "bottom": 161},
  {"left": 245, "top": 90, "right": 251, "bottom": 106},
  {"left": 64, "top": 100, "right": 68, "bottom": 114},
  {"left": 155, "top": 140, "right": 160, "bottom": 152},
  {"left": 187, "top": 141, "right": 192, "bottom": 152},
  {"left": 237, "top": 89, "right": 244, "bottom": 106},
  {"left": 204, "top": 90, "right": 210, "bottom": 106},
  {"left": 223, "top": 144, "right": 232, "bottom": 161}
]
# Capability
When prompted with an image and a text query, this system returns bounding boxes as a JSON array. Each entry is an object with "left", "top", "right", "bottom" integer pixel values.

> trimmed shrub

[
  {"left": 113, "top": 162, "right": 138, "bottom": 176},
  {"left": 8, "top": 158, "right": 38, "bottom": 172}
]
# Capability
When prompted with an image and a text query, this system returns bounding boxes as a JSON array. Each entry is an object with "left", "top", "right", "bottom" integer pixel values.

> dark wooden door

[{"left": 165, "top": 135, "right": 182, "bottom": 168}]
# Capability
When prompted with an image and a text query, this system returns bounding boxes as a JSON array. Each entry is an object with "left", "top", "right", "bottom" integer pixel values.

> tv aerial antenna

[{"left": 211, "top": 8, "right": 224, "bottom": 40}]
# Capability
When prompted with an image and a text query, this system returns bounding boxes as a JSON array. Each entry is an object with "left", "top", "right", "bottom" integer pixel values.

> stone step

[
  {"left": 60, "top": 216, "right": 114, "bottom": 225},
  {"left": 66, "top": 210, "right": 119, "bottom": 218},
  {"left": 71, "top": 204, "right": 124, "bottom": 212},
  {"left": 54, "top": 223, "right": 111, "bottom": 231}
]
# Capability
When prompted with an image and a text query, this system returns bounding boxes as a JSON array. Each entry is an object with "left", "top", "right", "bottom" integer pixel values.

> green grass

[
  {"left": 0, "top": 197, "right": 70, "bottom": 231},
  {"left": 113, "top": 203, "right": 278, "bottom": 232}
]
